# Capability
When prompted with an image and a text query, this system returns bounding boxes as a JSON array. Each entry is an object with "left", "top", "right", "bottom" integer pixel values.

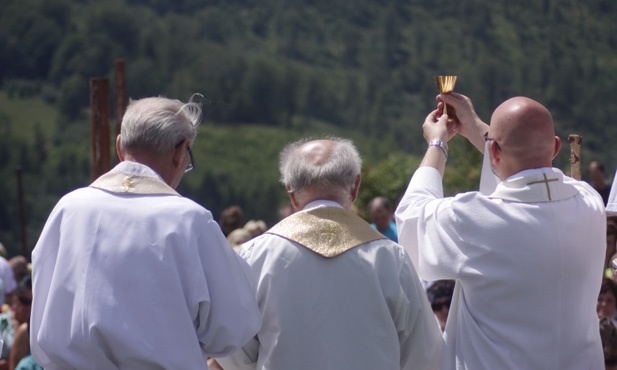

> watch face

[{"left": 428, "top": 140, "right": 448, "bottom": 158}]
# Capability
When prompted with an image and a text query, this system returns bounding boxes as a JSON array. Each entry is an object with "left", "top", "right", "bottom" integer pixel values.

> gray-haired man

[{"left": 218, "top": 137, "right": 442, "bottom": 370}]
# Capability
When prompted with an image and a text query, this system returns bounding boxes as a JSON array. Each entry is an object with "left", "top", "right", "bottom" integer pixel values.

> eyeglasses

[
  {"left": 17, "top": 295, "right": 32, "bottom": 306},
  {"left": 483, "top": 132, "right": 501, "bottom": 151},
  {"left": 431, "top": 299, "right": 451, "bottom": 312},
  {"left": 175, "top": 139, "right": 195, "bottom": 173}
]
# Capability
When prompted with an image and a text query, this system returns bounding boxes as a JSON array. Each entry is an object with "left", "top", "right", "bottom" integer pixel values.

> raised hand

[
  {"left": 423, "top": 109, "right": 451, "bottom": 143},
  {"left": 437, "top": 93, "right": 489, "bottom": 152}
]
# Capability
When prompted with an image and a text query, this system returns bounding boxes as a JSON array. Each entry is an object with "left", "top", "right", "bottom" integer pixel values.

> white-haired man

[
  {"left": 31, "top": 96, "right": 260, "bottom": 369},
  {"left": 217, "top": 138, "right": 442, "bottom": 370}
]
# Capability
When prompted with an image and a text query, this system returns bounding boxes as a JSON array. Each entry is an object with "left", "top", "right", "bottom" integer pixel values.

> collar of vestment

[
  {"left": 489, "top": 167, "right": 579, "bottom": 203},
  {"left": 90, "top": 161, "right": 179, "bottom": 196},
  {"left": 266, "top": 202, "right": 387, "bottom": 258}
]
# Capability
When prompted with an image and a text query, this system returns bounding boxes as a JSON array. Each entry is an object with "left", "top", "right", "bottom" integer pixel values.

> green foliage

[
  {"left": 356, "top": 152, "right": 420, "bottom": 219},
  {"left": 443, "top": 137, "right": 484, "bottom": 196},
  {"left": 0, "top": 0, "right": 70, "bottom": 80},
  {"left": 0, "top": 91, "right": 58, "bottom": 141},
  {"left": 1, "top": 0, "right": 617, "bottom": 255}
]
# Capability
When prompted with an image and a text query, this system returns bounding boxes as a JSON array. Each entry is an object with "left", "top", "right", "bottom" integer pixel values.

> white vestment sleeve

[
  {"left": 395, "top": 167, "right": 463, "bottom": 281},
  {"left": 195, "top": 219, "right": 261, "bottom": 357},
  {"left": 396, "top": 166, "right": 443, "bottom": 266},
  {"left": 215, "top": 241, "right": 260, "bottom": 370},
  {"left": 397, "top": 250, "right": 443, "bottom": 370}
]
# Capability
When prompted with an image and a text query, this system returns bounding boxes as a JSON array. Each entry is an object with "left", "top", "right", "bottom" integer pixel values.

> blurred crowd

[{"left": 0, "top": 244, "right": 39, "bottom": 370}]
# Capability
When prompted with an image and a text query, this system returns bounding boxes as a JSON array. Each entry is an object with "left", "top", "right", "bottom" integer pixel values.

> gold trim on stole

[
  {"left": 267, "top": 207, "right": 387, "bottom": 258},
  {"left": 90, "top": 171, "right": 179, "bottom": 195}
]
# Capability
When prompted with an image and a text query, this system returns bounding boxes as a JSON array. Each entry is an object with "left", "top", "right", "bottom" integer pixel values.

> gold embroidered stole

[
  {"left": 90, "top": 171, "right": 179, "bottom": 195},
  {"left": 267, "top": 206, "right": 387, "bottom": 258}
]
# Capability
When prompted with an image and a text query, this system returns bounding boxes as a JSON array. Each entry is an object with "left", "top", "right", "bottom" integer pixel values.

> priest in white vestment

[
  {"left": 217, "top": 138, "right": 442, "bottom": 370},
  {"left": 396, "top": 94, "right": 606, "bottom": 370},
  {"left": 31, "top": 97, "right": 261, "bottom": 369}
]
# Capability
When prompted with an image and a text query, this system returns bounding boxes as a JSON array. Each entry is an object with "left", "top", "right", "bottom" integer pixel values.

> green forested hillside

[{"left": 1, "top": 0, "right": 616, "bottom": 256}]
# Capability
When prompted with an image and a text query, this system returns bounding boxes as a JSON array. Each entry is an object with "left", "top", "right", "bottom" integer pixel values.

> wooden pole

[
  {"left": 90, "top": 78, "right": 111, "bottom": 181},
  {"left": 568, "top": 134, "right": 582, "bottom": 180},
  {"left": 114, "top": 59, "right": 127, "bottom": 140},
  {"left": 16, "top": 166, "right": 29, "bottom": 260}
]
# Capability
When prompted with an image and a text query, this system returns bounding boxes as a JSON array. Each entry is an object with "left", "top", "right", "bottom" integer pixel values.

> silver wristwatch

[{"left": 428, "top": 139, "right": 448, "bottom": 158}]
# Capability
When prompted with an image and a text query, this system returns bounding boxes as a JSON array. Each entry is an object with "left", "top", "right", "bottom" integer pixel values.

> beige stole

[
  {"left": 90, "top": 171, "right": 179, "bottom": 195},
  {"left": 267, "top": 206, "right": 387, "bottom": 258}
]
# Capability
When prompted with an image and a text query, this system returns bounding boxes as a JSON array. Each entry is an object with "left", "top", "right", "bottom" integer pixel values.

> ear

[
  {"left": 286, "top": 185, "right": 300, "bottom": 210},
  {"left": 172, "top": 139, "right": 186, "bottom": 169},
  {"left": 116, "top": 135, "right": 125, "bottom": 161},
  {"left": 552, "top": 136, "right": 562, "bottom": 160},
  {"left": 350, "top": 174, "right": 361, "bottom": 203},
  {"left": 489, "top": 141, "right": 501, "bottom": 166}
]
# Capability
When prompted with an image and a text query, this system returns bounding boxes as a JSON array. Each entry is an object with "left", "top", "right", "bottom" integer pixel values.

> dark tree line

[{"left": 1, "top": 0, "right": 616, "bottom": 255}]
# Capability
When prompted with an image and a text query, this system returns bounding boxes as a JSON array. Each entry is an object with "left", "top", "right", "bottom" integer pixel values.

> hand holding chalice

[{"left": 434, "top": 76, "right": 458, "bottom": 123}]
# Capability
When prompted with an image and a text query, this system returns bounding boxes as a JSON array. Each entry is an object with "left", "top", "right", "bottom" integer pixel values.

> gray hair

[
  {"left": 279, "top": 137, "right": 362, "bottom": 193},
  {"left": 120, "top": 94, "right": 202, "bottom": 154}
]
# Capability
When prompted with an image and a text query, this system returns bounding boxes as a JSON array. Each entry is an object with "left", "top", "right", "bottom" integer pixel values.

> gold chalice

[{"left": 434, "top": 75, "right": 457, "bottom": 122}]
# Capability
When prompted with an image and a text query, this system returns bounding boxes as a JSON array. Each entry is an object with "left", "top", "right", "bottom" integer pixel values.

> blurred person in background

[
  {"left": 0, "top": 276, "right": 33, "bottom": 370},
  {"left": 9, "top": 275, "right": 36, "bottom": 370},
  {"left": 598, "top": 278, "right": 617, "bottom": 326},
  {"left": 9, "top": 257, "right": 28, "bottom": 286},
  {"left": 426, "top": 280, "right": 455, "bottom": 332},
  {"left": 220, "top": 206, "right": 245, "bottom": 237},
  {"left": 589, "top": 161, "right": 611, "bottom": 206},
  {"left": 368, "top": 196, "right": 398, "bottom": 243},
  {"left": 0, "top": 253, "right": 17, "bottom": 308},
  {"left": 600, "top": 317, "right": 617, "bottom": 370},
  {"left": 243, "top": 220, "right": 267, "bottom": 238}
]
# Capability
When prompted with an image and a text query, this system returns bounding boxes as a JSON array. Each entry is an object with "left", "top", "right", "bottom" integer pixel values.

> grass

[{"left": 0, "top": 91, "right": 59, "bottom": 141}]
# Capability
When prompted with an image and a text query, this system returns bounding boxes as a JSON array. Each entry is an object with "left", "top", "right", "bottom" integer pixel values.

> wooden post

[
  {"left": 90, "top": 78, "right": 111, "bottom": 181},
  {"left": 568, "top": 134, "right": 582, "bottom": 180},
  {"left": 114, "top": 59, "right": 127, "bottom": 139},
  {"left": 16, "top": 166, "right": 29, "bottom": 261}
]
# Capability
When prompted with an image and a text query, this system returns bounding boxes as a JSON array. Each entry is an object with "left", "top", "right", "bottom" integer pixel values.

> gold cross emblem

[
  {"left": 320, "top": 223, "right": 337, "bottom": 242},
  {"left": 121, "top": 177, "right": 135, "bottom": 192}
]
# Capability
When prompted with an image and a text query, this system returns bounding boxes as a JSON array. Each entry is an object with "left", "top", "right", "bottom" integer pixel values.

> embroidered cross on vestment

[{"left": 527, "top": 174, "right": 558, "bottom": 201}]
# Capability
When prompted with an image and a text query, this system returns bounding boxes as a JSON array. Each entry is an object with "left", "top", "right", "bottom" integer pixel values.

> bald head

[
  {"left": 279, "top": 137, "right": 362, "bottom": 209},
  {"left": 488, "top": 97, "right": 560, "bottom": 177},
  {"left": 298, "top": 140, "right": 336, "bottom": 166}
]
